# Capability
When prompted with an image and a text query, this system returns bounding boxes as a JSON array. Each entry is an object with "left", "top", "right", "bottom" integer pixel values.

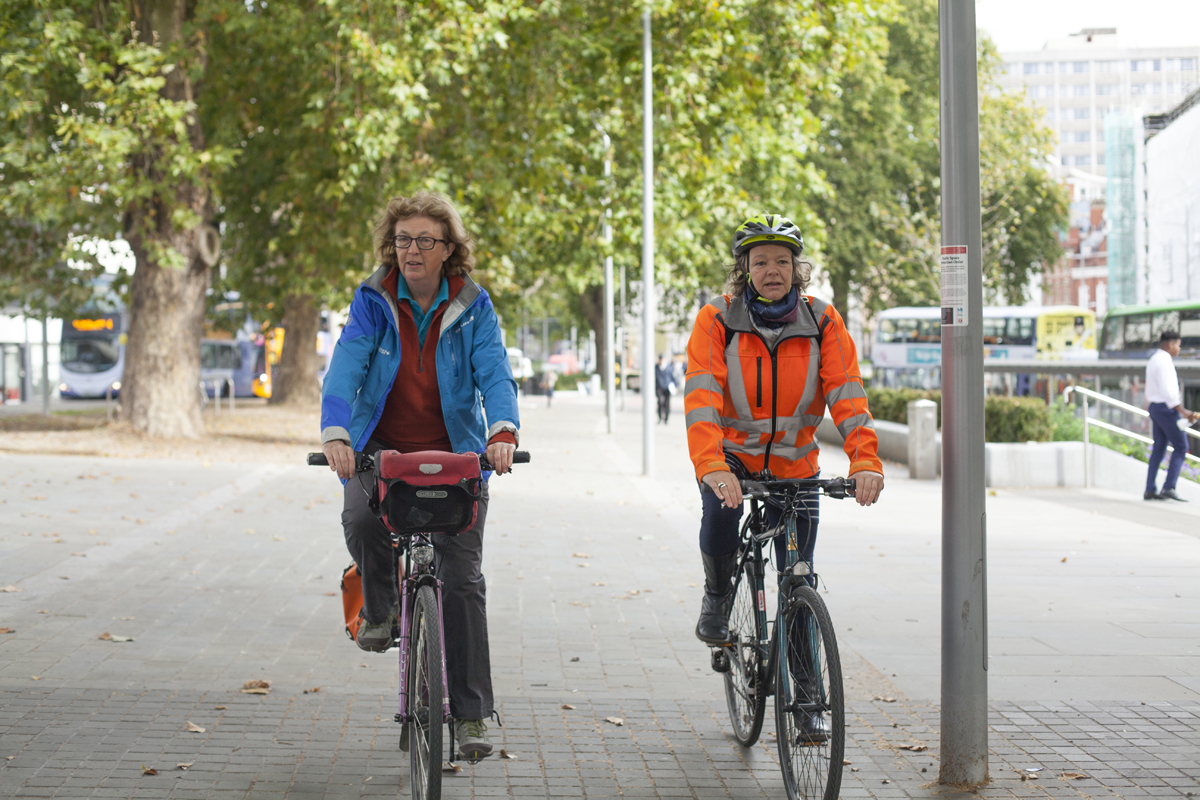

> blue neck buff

[{"left": 744, "top": 284, "right": 799, "bottom": 329}]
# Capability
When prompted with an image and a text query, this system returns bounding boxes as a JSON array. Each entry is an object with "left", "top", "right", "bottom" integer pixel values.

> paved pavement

[{"left": 1, "top": 392, "right": 1198, "bottom": 798}]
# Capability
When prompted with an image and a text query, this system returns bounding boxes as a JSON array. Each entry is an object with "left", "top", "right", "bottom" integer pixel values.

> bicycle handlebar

[
  {"left": 307, "top": 450, "right": 531, "bottom": 473},
  {"left": 700, "top": 476, "right": 856, "bottom": 500}
]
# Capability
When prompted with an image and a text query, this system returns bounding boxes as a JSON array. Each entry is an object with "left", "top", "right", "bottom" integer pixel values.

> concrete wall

[{"left": 815, "top": 414, "right": 1200, "bottom": 499}]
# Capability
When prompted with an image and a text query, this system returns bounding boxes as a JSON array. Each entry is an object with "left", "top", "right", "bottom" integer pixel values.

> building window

[
  {"left": 1062, "top": 155, "right": 1070, "bottom": 166},
  {"left": 1073, "top": 108, "right": 1091, "bottom": 120},
  {"left": 1073, "top": 84, "right": 1089, "bottom": 96},
  {"left": 1097, "top": 153, "right": 1106, "bottom": 166},
  {"left": 1024, "top": 62, "right": 1039, "bottom": 75},
  {"left": 1131, "top": 83, "right": 1145, "bottom": 95},
  {"left": 1095, "top": 83, "right": 1116, "bottom": 96},
  {"left": 1048, "top": 62, "right": 1058, "bottom": 73},
  {"left": 1075, "top": 155, "right": 1091, "bottom": 166},
  {"left": 1074, "top": 131, "right": 1091, "bottom": 144},
  {"left": 1165, "top": 58, "right": 1199, "bottom": 71},
  {"left": 1073, "top": 61, "right": 1090, "bottom": 73},
  {"left": 1096, "top": 60, "right": 1120, "bottom": 73},
  {"left": 1131, "top": 59, "right": 1161, "bottom": 72},
  {"left": 1183, "top": 58, "right": 1198, "bottom": 70},
  {"left": 1149, "top": 83, "right": 1161, "bottom": 95}
]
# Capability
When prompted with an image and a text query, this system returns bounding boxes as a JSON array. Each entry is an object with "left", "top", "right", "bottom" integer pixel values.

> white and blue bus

[
  {"left": 59, "top": 313, "right": 125, "bottom": 399},
  {"left": 871, "top": 305, "right": 1096, "bottom": 389}
]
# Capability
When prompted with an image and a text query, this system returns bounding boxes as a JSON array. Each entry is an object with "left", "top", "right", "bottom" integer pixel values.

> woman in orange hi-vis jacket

[{"left": 686, "top": 214, "right": 884, "bottom": 646}]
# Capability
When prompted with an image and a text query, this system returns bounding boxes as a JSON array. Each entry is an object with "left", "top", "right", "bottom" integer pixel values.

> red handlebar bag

[{"left": 375, "top": 450, "right": 482, "bottom": 535}]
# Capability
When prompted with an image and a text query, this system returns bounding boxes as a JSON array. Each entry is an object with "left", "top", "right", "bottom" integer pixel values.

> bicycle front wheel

[
  {"left": 723, "top": 559, "right": 766, "bottom": 746},
  {"left": 408, "top": 584, "right": 444, "bottom": 800},
  {"left": 774, "top": 584, "right": 844, "bottom": 800}
]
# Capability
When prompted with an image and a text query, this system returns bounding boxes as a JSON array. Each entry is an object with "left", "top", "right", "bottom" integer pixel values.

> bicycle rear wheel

[
  {"left": 723, "top": 558, "right": 766, "bottom": 746},
  {"left": 408, "top": 585, "right": 444, "bottom": 800},
  {"left": 774, "top": 584, "right": 844, "bottom": 800}
]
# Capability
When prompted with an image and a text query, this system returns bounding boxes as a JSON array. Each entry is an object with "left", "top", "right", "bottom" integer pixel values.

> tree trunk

[
  {"left": 269, "top": 293, "right": 323, "bottom": 407},
  {"left": 579, "top": 284, "right": 610, "bottom": 390},
  {"left": 120, "top": 0, "right": 209, "bottom": 438}
]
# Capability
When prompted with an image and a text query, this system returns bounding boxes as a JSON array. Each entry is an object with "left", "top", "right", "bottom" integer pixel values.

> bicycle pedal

[{"left": 710, "top": 648, "right": 731, "bottom": 673}]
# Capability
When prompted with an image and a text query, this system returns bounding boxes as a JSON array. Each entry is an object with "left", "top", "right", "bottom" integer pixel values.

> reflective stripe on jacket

[{"left": 684, "top": 293, "right": 881, "bottom": 481}]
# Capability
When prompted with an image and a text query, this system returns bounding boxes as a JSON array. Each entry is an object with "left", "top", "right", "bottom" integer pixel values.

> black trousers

[
  {"left": 656, "top": 388, "right": 671, "bottom": 422},
  {"left": 341, "top": 457, "right": 493, "bottom": 720}
]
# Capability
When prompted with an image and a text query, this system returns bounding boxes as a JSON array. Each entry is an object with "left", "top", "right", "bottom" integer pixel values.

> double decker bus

[
  {"left": 1099, "top": 300, "right": 1200, "bottom": 422},
  {"left": 59, "top": 314, "right": 125, "bottom": 399},
  {"left": 871, "top": 305, "right": 1096, "bottom": 389}
]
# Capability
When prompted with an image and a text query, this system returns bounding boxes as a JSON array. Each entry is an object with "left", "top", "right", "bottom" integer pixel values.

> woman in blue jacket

[{"left": 320, "top": 191, "right": 519, "bottom": 761}]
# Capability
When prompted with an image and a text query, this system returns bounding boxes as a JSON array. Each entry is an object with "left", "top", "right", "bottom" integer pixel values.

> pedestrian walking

[
  {"left": 1144, "top": 329, "right": 1197, "bottom": 502},
  {"left": 319, "top": 190, "right": 519, "bottom": 760},
  {"left": 543, "top": 368, "right": 557, "bottom": 408},
  {"left": 655, "top": 354, "right": 674, "bottom": 423}
]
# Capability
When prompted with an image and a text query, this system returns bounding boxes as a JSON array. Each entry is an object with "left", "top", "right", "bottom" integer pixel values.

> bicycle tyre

[
  {"left": 774, "top": 584, "right": 844, "bottom": 800},
  {"left": 408, "top": 585, "right": 444, "bottom": 800},
  {"left": 723, "top": 558, "right": 767, "bottom": 746}
]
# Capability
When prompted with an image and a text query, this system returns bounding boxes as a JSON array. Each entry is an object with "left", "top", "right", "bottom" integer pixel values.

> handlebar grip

[
  {"left": 307, "top": 453, "right": 329, "bottom": 466},
  {"left": 513, "top": 451, "right": 531, "bottom": 464}
]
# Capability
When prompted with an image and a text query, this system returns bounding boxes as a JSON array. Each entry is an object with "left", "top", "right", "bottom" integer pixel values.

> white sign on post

[{"left": 940, "top": 245, "right": 968, "bottom": 326}]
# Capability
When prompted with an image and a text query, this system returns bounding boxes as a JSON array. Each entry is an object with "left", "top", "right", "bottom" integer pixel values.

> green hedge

[{"left": 864, "top": 387, "right": 1053, "bottom": 443}]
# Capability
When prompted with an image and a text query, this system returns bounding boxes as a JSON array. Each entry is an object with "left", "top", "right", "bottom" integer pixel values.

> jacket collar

[
  {"left": 723, "top": 293, "right": 821, "bottom": 340},
  {"left": 362, "top": 264, "right": 481, "bottom": 335}
]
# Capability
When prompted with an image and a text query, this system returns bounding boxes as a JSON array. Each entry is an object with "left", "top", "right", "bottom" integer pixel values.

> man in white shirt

[{"left": 1145, "top": 330, "right": 1197, "bottom": 501}]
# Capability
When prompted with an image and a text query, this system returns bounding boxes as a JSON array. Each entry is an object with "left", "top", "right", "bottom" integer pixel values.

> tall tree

[{"left": 1, "top": 0, "right": 233, "bottom": 436}]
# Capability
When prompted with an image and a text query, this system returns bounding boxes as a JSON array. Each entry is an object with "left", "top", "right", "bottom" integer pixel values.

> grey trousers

[{"left": 341, "top": 463, "right": 494, "bottom": 720}]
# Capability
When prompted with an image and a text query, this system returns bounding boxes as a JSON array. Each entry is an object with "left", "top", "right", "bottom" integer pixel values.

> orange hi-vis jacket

[{"left": 685, "top": 293, "right": 882, "bottom": 481}]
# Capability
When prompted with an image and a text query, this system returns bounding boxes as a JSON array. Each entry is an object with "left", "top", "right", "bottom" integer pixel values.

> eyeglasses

[{"left": 392, "top": 235, "right": 447, "bottom": 251}]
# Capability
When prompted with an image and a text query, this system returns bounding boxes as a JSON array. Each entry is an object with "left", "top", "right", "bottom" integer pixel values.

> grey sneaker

[
  {"left": 355, "top": 605, "right": 398, "bottom": 652},
  {"left": 453, "top": 718, "right": 493, "bottom": 761}
]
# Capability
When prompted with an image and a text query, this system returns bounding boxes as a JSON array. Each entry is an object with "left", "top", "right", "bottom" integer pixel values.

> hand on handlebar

[
  {"left": 486, "top": 441, "right": 516, "bottom": 475},
  {"left": 701, "top": 470, "right": 743, "bottom": 509},
  {"left": 854, "top": 470, "right": 883, "bottom": 507},
  {"left": 322, "top": 440, "right": 357, "bottom": 481}
]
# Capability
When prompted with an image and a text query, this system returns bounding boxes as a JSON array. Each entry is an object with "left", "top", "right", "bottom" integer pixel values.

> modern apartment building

[{"left": 998, "top": 29, "right": 1200, "bottom": 177}]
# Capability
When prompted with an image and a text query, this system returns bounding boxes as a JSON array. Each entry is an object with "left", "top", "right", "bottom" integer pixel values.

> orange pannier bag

[{"left": 340, "top": 555, "right": 405, "bottom": 641}]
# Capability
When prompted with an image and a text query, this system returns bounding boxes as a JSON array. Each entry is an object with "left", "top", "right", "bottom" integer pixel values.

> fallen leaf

[
  {"left": 141, "top": 765, "right": 158, "bottom": 776},
  {"left": 37, "top": 610, "right": 49, "bottom": 614},
  {"left": 604, "top": 716, "right": 624, "bottom": 726},
  {"left": 628, "top": 590, "right": 640, "bottom": 595},
  {"left": 98, "top": 632, "right": 111, "bottom": 641},
  {"left": 324, "top": 592, "right": 337, "bottom": 596},
  {"left": 186, "top": 721, "right": 205, "bottom": 733},
  {"left": 898, "top": 744, "right": 927, "bottom": 752},
  {"left": 872, "top": 695, "right": 896, "bottom": 703},
  {"left": 245, "top": 528, "right": 255, "bottom": 534},
  {"left": 843, "top": 759, "right": 852, "bottom": 765},
  {"left": 576, "top": 563, "right": 589, "bottom": 568},
  {"left": 71, "top": 552, "right": 86, "bottom": 557},
  {"left": 176, "top": 763, "right": 194, "bottom": 770},
  {"left": 1021, "top": 773, "right": 1039, "bottom": 781},
  {"left": 570, "top": 656, "right": 580, "bottom": 662},
  {"left": 214, "top": 706, "right": 227, "bottom": 710},
  {"left": 561, "top": 704, "right": 575, "bottom": 710},
  {"left": 31, "top": 495, "right": 46, "bottom": 500},
  {"left": 304, "top": 687, "right": 321, "bottom": 694},
  {"left": 30, "top": 676, "right": 41, "bottom": 681},
  {"left": 59, "top": 576, "right": 69, "bottom": 580},
  {"left": 0, "top": 627, "right": 14, "bottom": 634},
  {"left": 572, "top": 553, "right": 591, "bottom": 559},
  {"left": 88, "top": 529, "right": 97, "bottom": 534},
  {"left": 120, "top": 616, "right": 134, "bottom": 621},
  {"left": 241, "top": 679, "right": 271, "bottom": 694},
  {"left": 499, "top": 749, "right": 517, "bottom": 760},
  {"left": 271, "top": 535, "right": 285, "bottom": 541},
  {"left": 0, "top": 585, "right": 21, "bottom": 593},
  {"left": 443, "top": 762, "right": 462, "bottom": 774},
  {"left": 592, "top": 582, "right": 606, "bottom": 586},
  {"left": 6, "top": 756, "right": 14, "bottom": 760},
  {"left": 1060, "top": 772, "right": 1089, "bottom": 780}
]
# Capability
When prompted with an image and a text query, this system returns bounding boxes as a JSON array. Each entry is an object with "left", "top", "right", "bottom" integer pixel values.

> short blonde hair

[
  {"left": 373, "top": 191, "right": 475, "bottom": 276},
  {"left": 723, "top": 250, "right": 813, "bottom": 296}
]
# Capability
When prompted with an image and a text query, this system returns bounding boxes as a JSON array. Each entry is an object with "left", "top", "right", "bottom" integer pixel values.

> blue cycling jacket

[{"left": 320, "top": 265, "right": 519, "bottom": 458}]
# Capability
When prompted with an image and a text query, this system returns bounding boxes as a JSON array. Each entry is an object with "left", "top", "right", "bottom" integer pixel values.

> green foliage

[
  {"left": 811, "top": 0, "right": 1068, "bottom": 312},
  {"left": 866, "top": 387, "right": 1053, "bottom": 442},
  {"left": 983, "top": 396, "right": 1053, "bottom": 443},
  {"left": 865, "top": 387, "right": 940, "bottom": 426}
]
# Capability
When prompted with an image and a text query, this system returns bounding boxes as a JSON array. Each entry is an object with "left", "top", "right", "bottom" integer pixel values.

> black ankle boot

[{"left": 695, "top": 552, "right": 738, "bottom": 644}]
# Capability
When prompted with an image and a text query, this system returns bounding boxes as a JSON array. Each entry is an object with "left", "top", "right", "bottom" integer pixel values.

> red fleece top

[{"left": 372, "top": 268, "right": 516, "bottom": 453}]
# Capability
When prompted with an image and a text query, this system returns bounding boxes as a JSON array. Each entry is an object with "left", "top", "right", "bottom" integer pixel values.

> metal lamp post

[
  {"left": 938, "top": 0, "right": 989, "bottom": 787},
  {"left": 641, "top": 8, "right": 655, "bottom": 476}
]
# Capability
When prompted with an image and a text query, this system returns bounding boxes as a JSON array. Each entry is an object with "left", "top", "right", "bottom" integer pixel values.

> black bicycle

[{"left": 705, "top": 475, "right": 853, "bottom": 800}]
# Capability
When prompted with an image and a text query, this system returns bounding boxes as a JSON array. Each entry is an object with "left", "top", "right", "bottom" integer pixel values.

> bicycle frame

[{"left": 395, "top": 533, "right": 451, "bottom": 727}]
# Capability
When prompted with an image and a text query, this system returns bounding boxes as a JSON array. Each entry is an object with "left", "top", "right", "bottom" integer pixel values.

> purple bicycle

[{"left": 308, "top": 448, "right": 530, "bottom": 800}]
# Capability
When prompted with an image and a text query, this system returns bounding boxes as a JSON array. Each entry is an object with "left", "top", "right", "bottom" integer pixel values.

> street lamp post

[
  {"left": 939, "top": 0, "right": 989, "bottom": 787},
  {"left": 641, "top": 8, "right": 655, "bottom": 477},
  {"left": 600, "top": 128, "right": 616, "bottom": 434}
]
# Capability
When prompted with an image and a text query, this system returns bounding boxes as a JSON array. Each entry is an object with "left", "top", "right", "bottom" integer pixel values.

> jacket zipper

[{"left": 756, "top": 357, "right": 762, "bottom": 407}]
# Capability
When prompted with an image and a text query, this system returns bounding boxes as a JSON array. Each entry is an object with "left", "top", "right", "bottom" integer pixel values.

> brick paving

[{"left": 2, "top": 396, "right": 1199, "bottom": 798}]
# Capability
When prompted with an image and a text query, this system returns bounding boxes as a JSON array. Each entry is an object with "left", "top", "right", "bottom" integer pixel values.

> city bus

[
  {"left": 871, "top": 305, "right": 1096, "bottom": 389},
  {"left": 59, "top": 313, "right": 125, "bottom": 399},
  {"left": 1099, "top": 300, "right": 1200, "bottom": 360}
]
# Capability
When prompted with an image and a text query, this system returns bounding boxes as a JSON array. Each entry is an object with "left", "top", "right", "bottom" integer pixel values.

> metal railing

[
  {"left": 1062, "top": 385, "right": 1200, "bottom": 488},
  {"left": 199, "top": 377, "right": 235, "bottom": 416}
]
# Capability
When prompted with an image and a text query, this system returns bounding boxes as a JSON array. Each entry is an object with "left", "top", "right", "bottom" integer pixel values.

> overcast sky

[{"left": 975, "top": 0, "right": 1200, "bottom": 52}]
